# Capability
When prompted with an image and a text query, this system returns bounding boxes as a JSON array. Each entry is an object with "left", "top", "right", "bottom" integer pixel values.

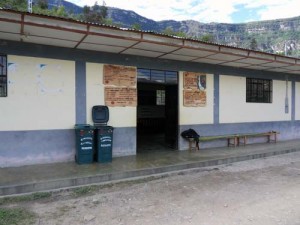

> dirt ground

[{"left": 9, "top": 152, "right": 300, "bottom": 225}]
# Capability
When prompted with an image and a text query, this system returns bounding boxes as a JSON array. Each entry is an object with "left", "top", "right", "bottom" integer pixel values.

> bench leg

[
  {"left": 228, "top": 137, "right": 238, "bottom": 147},
  {"left": 238, "top": 136, "right": 246, "bottom": 146},
  {"left": 188, "top": 138, "right": 199, "bottom": 151},
  {"left": 269, "top": 132, "right": 277, "bottom": 143},
  {"left": 188, "top": 139, "right": 193, "bottom": 151},
  {"left": 228, "top": 138, "right": 234, "bottom": 147}
]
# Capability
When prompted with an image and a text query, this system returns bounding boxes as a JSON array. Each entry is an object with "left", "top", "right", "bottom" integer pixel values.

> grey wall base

[
  {"left": 0, "top": 127, "right": 136, "bottom": 167},
  {"left": 179, "top": 121, "right": 300, "bottom": 150},
  {"left": 112, "top": 127, "right": 136, "bottom": 157},
  {"left": 0, "top": 129, "right": 75, "bottom": 168}
]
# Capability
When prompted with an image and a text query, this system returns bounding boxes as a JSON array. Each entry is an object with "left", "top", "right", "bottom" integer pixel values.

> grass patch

[
  {"left": 0, "top": 207, "right": 36, "bottom": 225},
  {"left": 71, "top": 186, "right": 97, "bottom": 197},
  {"left": 0, "top": 174, "right": 170, "bottom": 204},
  {"left": 70, "top": 177, "right": 161, "bottom": 197},
  {"left": 71, "top": 176, "right": 167, "bottom": 197},
  {"left": 0, "top": 192, "right": 51, "bottom": 206}
]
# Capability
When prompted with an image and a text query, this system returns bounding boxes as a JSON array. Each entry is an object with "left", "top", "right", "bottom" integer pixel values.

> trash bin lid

[{"left": 92, "top": 105, "right": 109, "bottom": 124}]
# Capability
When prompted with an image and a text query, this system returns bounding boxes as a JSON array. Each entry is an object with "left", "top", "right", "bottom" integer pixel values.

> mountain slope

[
  {"left": 107, "top": 7, "right": 300, "bottom": 56},
  {"left": 51, "top": 1, "right": 300, "bottom": 57}
]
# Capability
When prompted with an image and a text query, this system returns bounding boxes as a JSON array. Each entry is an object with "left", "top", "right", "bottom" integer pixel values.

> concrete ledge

[{"left": 1, "top": 147, "right": 299, "bottom": 196}]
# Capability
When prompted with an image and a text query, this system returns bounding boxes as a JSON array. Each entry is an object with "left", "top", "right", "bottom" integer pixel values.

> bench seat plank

[
  {"left": 238, "top": 131, "right": 279, "bottom": 145},
  {"left": 199, "top": 135, "right": 237, "bottom": 141},
  {"left": 187, "top": 131, "right": 279, "bottom": 151}
]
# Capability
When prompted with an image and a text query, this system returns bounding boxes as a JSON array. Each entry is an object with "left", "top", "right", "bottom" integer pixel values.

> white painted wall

[
  {"left": 179, "top": 72, "right": 214, "bottom": 125},
  {"left": 219, "top": 75, "right": 291, "bottom": 123},
  {"left": 0, "top": 55, "right": 75, "bottom": 131},
  {"left": 86, "top": 63, "right": 137, "bottom": 127},
  {"left": 295, "top": 82, "right": 300, "bottom": 120}
]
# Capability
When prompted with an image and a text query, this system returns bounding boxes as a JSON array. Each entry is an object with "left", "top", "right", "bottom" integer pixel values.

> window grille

[
  {"left": 246, "top": 78, "right": 272, "bottom": 103},
  {"left": 137, "top": 68, "right": 177, "bottom": 84},
  {"left": 156, "top": 90, "right": 165, "bottom": 105}
]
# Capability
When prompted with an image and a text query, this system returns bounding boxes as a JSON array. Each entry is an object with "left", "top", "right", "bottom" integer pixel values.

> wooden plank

[
  {"left": 192, "top": 131, "right": 279, "bottom": 150},
  {"left": 199, "top": 135, "right": 237, "bottom": 141}
]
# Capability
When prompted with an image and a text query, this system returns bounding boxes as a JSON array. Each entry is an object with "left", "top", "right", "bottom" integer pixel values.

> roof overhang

[{"left": 1, "top": 9, "right": 300, "bottom": 75}]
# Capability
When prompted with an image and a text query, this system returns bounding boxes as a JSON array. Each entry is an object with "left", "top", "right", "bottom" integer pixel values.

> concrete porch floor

[{"left": 1, "top": 140, "right": 300, "bottom": 196}]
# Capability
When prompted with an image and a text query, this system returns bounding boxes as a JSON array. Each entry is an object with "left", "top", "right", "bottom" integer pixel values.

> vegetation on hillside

[
  {"left": 0, "top": 0, "right": 110, "bottom": 24},
  {"left": 1, "top": 0, "right": 299, "bottom": 57},
  {"left": 80, "top": 2, "right": 107, "bottom": 24}
]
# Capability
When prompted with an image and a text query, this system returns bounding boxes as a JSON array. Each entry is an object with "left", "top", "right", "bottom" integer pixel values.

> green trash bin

[
  {"left": 95, "top": 126, "right": 113, "bottom": 163},
  {"left": 74, "top": 124, "right": 95, "bottom": 164}
]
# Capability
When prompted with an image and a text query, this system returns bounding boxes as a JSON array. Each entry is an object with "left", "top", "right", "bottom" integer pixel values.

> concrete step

[{"left": 1, "top": 146, "right": 299, "bottom": 196}]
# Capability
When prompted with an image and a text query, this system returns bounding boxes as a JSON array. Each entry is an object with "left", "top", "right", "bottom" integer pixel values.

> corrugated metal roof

[{"left": 0, "top": 8, "right": 300, "bottom": 74}]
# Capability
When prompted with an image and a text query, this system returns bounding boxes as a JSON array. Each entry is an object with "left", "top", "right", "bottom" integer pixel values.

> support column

[
  {"left": 214, "top": 74, "right": 220, "bottom": 124},
  {"left": 75, "top": 61, "right": 87, "bottom": 124},
  {"left": 292, "top": 81, "right": 296, "bottom": 121}
]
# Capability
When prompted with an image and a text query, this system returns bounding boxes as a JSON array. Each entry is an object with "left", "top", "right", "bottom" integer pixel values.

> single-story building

[{"left": 1, "top": 9, "right": 300, "bottom": 167}]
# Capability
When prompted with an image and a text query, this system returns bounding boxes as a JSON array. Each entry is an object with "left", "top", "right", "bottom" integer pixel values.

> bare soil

[{"left": 8, "top": 152, "right": 300, "bottom": 225}]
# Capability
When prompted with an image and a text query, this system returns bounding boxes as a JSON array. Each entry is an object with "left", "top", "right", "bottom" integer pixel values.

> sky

[{"left": 68, "top": 0, "right": 300, "bottom": 23}]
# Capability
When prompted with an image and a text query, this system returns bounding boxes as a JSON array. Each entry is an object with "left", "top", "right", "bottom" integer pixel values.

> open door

[{"left": 136, "top": 69, "right": 178, "bottom": 153}]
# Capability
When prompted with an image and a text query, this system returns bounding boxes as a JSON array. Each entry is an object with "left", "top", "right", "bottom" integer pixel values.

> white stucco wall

[
  {"left": 86, "top": 63, "right": 137, "bottom": 128},
  {"left": 0, "top": 55, "right": 75, "bottom": 131},
  {"left": 179, "top": 72, "right": 214, "bottom": 125},
  {"left": 219, "top": 75, "right": 291, "bottom": 123},
  {"left": 295, "top": 82, "right": 300, "bottom": 120}
]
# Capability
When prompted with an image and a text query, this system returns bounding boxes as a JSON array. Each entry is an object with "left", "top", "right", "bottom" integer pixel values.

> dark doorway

[{"left": 137, "top": 69, "right": 178, "bottom": 153}]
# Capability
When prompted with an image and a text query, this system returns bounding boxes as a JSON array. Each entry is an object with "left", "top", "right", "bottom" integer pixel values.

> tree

[
  {"left": 132, "top": 23, "right": 141, "bottom": 30},
  {"left": 83, "top": 5, "right": 90, "bottom": 15},
  {"left": 162, "top": 27, "right": 187, "bottom": 38},
  {"left": 200, "top": 34, "right": 214, "bottom": 42},
  {"left": 250, "top": 38, "right": 258, "bottom": 50},
  {"left": 175, "top": 31, "right": 187, "bottom": 38},
  {"left": 162, "top": 27, "right": 175, "bottom": 36},
  {"left": 82, "top": 1, "right": 107, "bottom": 24},
  {"left": 53, "top": 6, "right": 68, "bottom": 17},
  {"left": 0, "top": 0, "right": 27, "bottom": 11},
  {"left": 36, "top": 0, "right": 48, "bottom": 10}
]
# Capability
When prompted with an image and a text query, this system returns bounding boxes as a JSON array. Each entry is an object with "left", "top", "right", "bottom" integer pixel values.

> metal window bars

[{"left": 246, "top": 78, "right": 272, "bottom": 103}]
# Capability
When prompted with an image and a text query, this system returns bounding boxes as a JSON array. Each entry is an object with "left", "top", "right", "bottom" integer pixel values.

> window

[
  {"left": 0, "top": 55, "right": 7, "bottom": 97},
  {"left": 246, "top": 78, "right": 272, "bottom": 103},
  {"left": 137, "top": 68, "right": 178, "bottom": 84},
  {"left": 156, "top": 90, "right": 165, "bottom": 105}
]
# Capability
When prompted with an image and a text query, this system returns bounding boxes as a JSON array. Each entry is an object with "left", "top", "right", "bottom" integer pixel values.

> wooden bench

[
  {"left": 188, "top": 134, "right": 238, "bottom": 151},
  {"left": 188, "top": 131, "right": 279, "bottom": 151},
  {"left": 237, "top": 131, "right": 279, "bottom": 146}
]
